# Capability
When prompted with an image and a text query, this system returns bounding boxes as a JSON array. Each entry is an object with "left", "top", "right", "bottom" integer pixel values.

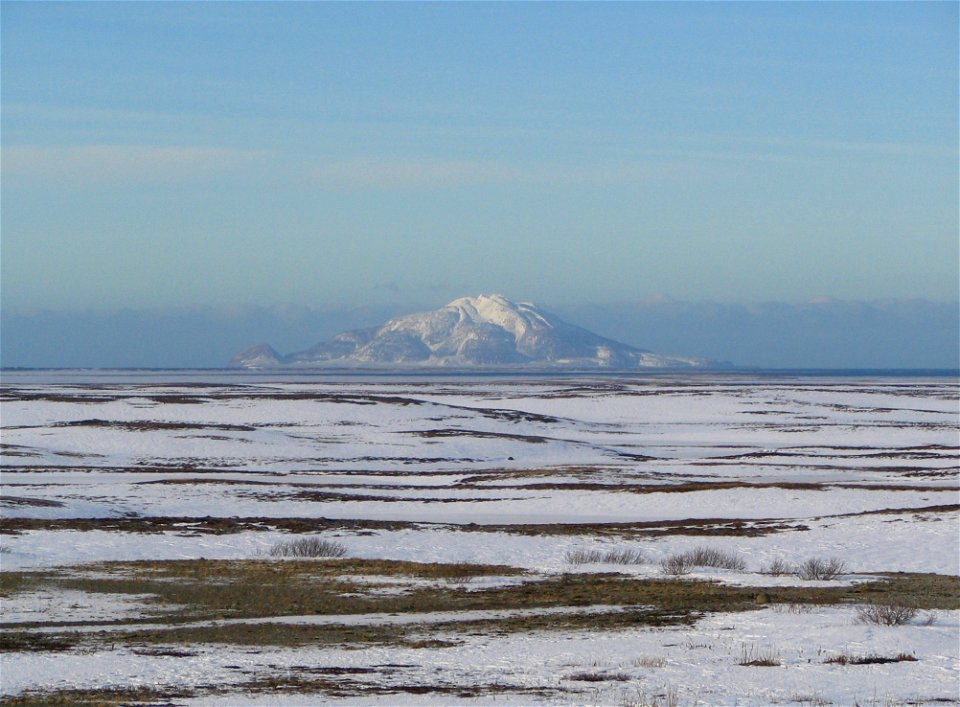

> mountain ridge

[{"left": 230, "top": 294, "right": 711, "bottom": 369}]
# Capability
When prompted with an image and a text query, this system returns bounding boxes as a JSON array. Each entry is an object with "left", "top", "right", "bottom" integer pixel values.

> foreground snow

[
  {"left": 4, "top": 608, "right": 956, "bottom": 706},
  {"left": 1, "top": 373, "right": 957, "bottom": 705}
]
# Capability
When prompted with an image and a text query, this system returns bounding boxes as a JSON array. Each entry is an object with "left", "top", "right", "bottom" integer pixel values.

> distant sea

[{"left": 1, "top": 368, "right": 957, "bottom": 386}]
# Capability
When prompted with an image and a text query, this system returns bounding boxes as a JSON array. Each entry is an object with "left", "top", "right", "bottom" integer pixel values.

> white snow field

[{"left": 1, "top": 372, "right": 958, "bottom": 705}]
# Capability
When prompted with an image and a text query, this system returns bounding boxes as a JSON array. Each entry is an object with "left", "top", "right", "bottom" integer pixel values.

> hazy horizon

[{"left": 3, "top": 294, "right": 957, "bottom": 370}]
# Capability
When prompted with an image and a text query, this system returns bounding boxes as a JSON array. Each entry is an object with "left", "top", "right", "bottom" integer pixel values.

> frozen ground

[{"left": 1, "top": 373, "right": 957, "bottom": 705}]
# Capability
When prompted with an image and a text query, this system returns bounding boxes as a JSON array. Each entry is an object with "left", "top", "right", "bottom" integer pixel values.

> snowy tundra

[{"left": 1, "top": 372, "right": 957, "bottom": 705}]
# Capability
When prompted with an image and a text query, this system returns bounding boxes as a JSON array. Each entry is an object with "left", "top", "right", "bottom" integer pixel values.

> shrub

[
  {"left": 685, "top": 546, "right": 747, "bottom": 571},
  {"left": 795, "top": 557, "right": 846, "bottom": 581},
  {"left": 660, "top": 553, "right": 693, "bottom": 576},
  {"left": 602, "top": 548, "right": 646, "bottom": 565},
  {"left": 565, "top": 547, "right": 645, "bottom": 565},
  {"left": 268, "top": 537, "right": 347, "bottom": 558},
  {"left": 660, "top": 546, "right": 746, "bottom": 575},
  {"left": 441, "top": 562, "right": 475, "bottom": 587},
  {"left": 856, "top": 603, "right": 918, "bottom": 626},
  {"left": 565, "top": 548, "right": 602, "bottom": 565},
  {"left": 763, "top": 558, "right": 793, "bottom": 576}
]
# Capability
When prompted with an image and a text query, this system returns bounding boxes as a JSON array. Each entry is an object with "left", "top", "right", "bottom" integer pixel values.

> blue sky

[{"left": 2, "top": 2, "right": 958, "bottom": 312}]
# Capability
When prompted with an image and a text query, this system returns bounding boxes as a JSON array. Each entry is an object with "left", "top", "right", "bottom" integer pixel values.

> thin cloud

[
  {"left": 310, "top": 158, "right": 523, "bottom": 190},
  {"left": 3, "top": 144, "right": 270, "bottom": 183},
  {"left": 729, "top": 134, "right": 957, "bottom": 159},
  {"left": 309, "top": 157, "right": 694, "bottom": 191}
]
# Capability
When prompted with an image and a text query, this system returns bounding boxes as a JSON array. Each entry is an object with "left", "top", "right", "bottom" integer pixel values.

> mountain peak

[
  {"left": 441, "top": 294, "right": 547, "bottom": 340},
  {"left": 231, "top": 295, "right": 708, "bottom": 369},
  {"left": 229, "top": 343, "right": 283, "bottom": 368}
]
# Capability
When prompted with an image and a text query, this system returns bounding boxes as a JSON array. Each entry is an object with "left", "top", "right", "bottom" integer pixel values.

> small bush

[
  {"left": 856, "top": 603, "right": 918, "bottom": 626},
  {"left": 796, "top": 557, "right": 846, "bottom": 581},
  {"left": 603, "top": 548, "right": 646, "bottom": 565},
  {"left": 565, "top": 548, "right": 603, "bottom": 565},
  {"left": 685, "top": 546, "right": 747, "bottom": 571},
  {"left": 660, "top": 546, "right": 745, "bottom": 575},
  {"left": 268, "top": 537, "right": 347, "bottom": 559},
  {"left": 660, "top": 553, "right": 693, "bottom": 576},
  {"left": 763, "top": 558, "right": 793, "bottom": 576},
  {"left": 565, "top": 547, "right": 645, "bottom": 565},
  {"left": 441, "top": 562, "right": 475, "bottom": 587}
]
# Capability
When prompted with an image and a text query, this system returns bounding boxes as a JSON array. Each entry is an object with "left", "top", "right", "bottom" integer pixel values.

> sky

[{"left": 2, "top": 1, "right": 957, "bottom": 316}]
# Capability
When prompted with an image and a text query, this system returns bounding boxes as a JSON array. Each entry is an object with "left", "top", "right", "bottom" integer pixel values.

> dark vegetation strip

[
  {"left": 710, "top": 449, "right": 956, "bottom": 460},
  {"left": 0, "top": 679, "right": 561, "bottom": 705},
  {"left": 414, "top": 428, "right": 548, "bottom": 443},
  {"left": 4, "top": 504, "right": 953, "bottom": 538},
  {"left": 0, "top": 497, "right": 65, "bottom": 508},
  {"left": 817, "top": 503, "right": 960, "bottom": 519},
  {"left": 696, "top": 461, "right": 959, "bottom": 476},
  {"left": 53, "top": 419, "right": 257, "bottom": 432},
  {"left": 1, "top": 565, "right": 957, "bottom": 654},
  {"left": 1, "top": 389, "right": 560, "bottom": 423},
  {"left": 1, "top": 462, "right": 475, "bottom": 474},
  {"left": 467, "top": 480, "right": 956, "bottom": 493},
  {"left": 0, "top": 515, "right": 808, "bottom": 537}
]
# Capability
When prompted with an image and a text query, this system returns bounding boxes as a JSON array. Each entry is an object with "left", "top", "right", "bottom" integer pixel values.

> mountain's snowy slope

[{"left": 232, "top": 294, "right": 706, "bottom": 368}]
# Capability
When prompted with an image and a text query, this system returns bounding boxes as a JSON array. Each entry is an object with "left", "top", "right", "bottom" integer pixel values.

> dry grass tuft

[
  {"left": 623, "top": 684, "right": 680, "bottom": 707},
  {"left": 564, "top": 671, "right": 631, "bottom": 682},
  {"left": 634, "top": 656, "right": 667, "bottom": 668},
  {"left": 772, "top": 603, "right": 815, "bottom": 614},
  {"left": 738, "top": 644, "right": 781, "bottom": 667},
  {"left": 825, "top": 652, "right": 917, "bottom": 665}
]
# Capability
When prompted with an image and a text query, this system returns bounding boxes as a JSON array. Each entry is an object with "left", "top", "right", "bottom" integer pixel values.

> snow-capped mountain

[{"left": 230, "top": 294, "right": 708, "bottom": 369}]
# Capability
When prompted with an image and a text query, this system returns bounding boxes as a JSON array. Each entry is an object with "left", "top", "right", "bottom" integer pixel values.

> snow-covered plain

[{"left": 1, "top": 372, "right": 958, "bottom": 705}]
